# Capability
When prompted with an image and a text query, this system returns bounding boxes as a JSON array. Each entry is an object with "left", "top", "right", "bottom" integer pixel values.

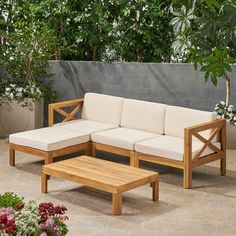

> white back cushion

[
  {"left": 82, "top": 93, "right": 124, "bottom": 125},
  {"left": 121, "top": 99, "right": 167, "bottom": 134},
  {"left": 165, "top": 106, "right": 215, "bottom": 139}
]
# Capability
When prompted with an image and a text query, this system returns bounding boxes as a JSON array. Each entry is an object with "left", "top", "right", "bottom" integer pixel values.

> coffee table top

[{"left": 42, "top": 155, "right": 158, "bottom": 194}]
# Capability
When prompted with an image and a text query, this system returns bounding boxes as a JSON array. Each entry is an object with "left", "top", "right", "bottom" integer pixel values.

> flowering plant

[
  {"left": 214, "top": 101, "right": 236, "bottom": 126},
  {"left": 0, "top": 4, "right": 57, "bottom": 107},
  {"left": 0, "top": 192, "right": 69, "bottom": 236},
  {"left": 0, "top": 82, "right": 43, "bottom": 107}
]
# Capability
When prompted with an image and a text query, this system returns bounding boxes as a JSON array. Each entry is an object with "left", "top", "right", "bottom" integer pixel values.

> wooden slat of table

[{"left": 42, "top": 156, "right": 158, "bottom": 194}]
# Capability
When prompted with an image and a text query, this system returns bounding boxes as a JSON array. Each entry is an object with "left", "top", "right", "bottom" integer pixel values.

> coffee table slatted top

[{"left": 42, "top": 156, "right": 158, "bottom": 194}]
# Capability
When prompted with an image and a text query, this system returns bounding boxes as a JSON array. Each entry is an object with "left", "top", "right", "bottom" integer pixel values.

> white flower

[
  {"left": 10, "top": 92, "right": 14, "bottom": 99},
  {"left": 220, "top": 101, "right": 225, "bottom": 105},
  {"left": 16, "top": 92, "right": 22, "bottom": 97},
  {"left": 9, "top": 84, "right": 16, "bottom": 88},
  {"left": 17, "top": 87, "right": 24, "bottom": 92},
  {"left": 5, "top": 87, "right": 11, "bottom": 92}
]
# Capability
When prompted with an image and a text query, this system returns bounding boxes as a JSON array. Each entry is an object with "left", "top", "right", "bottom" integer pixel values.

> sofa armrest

[
  {"left": 48, "top": 98, "right": 84, "bottom": 127},
  {"left": 184, "top": 118, "right": 226, "bottom": 162}
]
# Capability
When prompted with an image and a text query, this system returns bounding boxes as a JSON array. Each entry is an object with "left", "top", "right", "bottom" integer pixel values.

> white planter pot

[
  {"left": 227, "top": 124, "right": 236, "bottom": 149},
  {"left": 0, "top": 99, "right": 44, "bottom": 137}
]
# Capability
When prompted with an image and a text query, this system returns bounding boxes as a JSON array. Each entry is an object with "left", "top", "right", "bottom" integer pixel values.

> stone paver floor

[{"left": 1, "top": 140, "right": 236, "bottom": 236}]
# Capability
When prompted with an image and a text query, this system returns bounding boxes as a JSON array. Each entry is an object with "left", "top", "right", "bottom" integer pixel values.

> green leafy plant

[
  {"left": 0, "top": 192, "right": 24, "bottom": 210},
  {"left": 113, "top": 0, "right": 173, "bottom": 62},
  {"left": 170, "top": 0, "right": 236, "bottom": 106},
  {"left": 6, "top": 0, "right": 174, "bottom": 62},
  {"left": 0, "top": 0, "right": 56, "bottom": 106}
]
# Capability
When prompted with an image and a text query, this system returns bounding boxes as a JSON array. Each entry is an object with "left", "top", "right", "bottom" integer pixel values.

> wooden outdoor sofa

[{"left": 9, "top": 93, "right": 226, "bottom": 189}]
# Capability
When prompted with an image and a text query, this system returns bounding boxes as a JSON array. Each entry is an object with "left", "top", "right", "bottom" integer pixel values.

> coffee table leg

[
  {"left": 152, "top": 181, "right": 159, "bottom": 202},
  {"left": 41, "top": 172, "right": 48, "bottom": 193},
  {"left": 112, "top": 193, "right": 122, "bottom": 215}
]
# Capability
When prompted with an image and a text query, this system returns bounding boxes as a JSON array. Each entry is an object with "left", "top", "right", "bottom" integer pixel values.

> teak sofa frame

[{"left": 10, "top": 98, "right": 226, "bottom": 189}]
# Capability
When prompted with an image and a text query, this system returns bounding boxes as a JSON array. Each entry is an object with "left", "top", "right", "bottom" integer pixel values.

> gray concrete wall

[
  {"left": 46, "top": 61, "right": 236, "bottom": 118},
  {"left": 46, "top": 61, "right": 236, "bottom": 149}
]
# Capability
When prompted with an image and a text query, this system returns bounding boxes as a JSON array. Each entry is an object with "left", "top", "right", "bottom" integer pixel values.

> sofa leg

[
  {"left": 9, "top": 145, "right": 15, "bottom": 166},
  {"left": 85, "top": 142, "right": 92, "bottom": 156},
  {"left": 220, "top": 156, "right": 226, "bottom": 176},
  {"left": 183, "top": 167, "right": 192, "bottom": 189},
  {"left": 91, "top": 143, "right": 96, "bottom": 157},
  {"left": 45, "top": 152, "right": 53, "bottom": 165},
  {"left": 130, "top": 151, "right": 139, "bottom": 167}
]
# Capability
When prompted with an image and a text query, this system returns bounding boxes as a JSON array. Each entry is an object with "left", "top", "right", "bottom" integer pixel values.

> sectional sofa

[{"left": 9, "top": 93, "right": 226, "bottom": 188}]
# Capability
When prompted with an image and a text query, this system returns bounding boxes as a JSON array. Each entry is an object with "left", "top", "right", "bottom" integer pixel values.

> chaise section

[
  {"left": 54, "top": 119, "right": 117, "bottom": 134},
  {"left": 135, "top": 136, "right": 221, "bottom": 162},
  {"left": 9, "top": 127, "right": 90, "bottom": 166},
  {"left": 10, "top": 127, "right": 89, "bottom": 151},
  {"left": 92, "top": 128, "right": 159, "bottom": 150}
]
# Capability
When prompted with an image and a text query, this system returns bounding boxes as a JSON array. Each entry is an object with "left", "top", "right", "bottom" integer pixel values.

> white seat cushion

[
  {"left": 165, "top": 106, "right": 216, "bottom": 140},
  {"left": 54, "top": 119, "right": 117, "bottom": 135},
  {"left": 121, "top": 99, "right": 167, "bottom": 134},
  {"left": 82, "top": 93, "right": 124, "bottom": 125},
  {"left": 91, "top": 128, "right": 159, "bottom": 150},
  {"left": 9, "top": 127, "right": 90, "bottom": 151},
  {"left": 135, "top": 135, "right": 221, "bottom": 161}
]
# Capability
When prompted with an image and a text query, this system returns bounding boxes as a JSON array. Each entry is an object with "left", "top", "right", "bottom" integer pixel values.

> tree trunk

[
  {"left": 55, "top": 48, "right": 61, "bottom": 60},
  {"left": 136, "top": 49, "right": 142, "bottom": 62},
  {"left": 92, "top": 45, "right": 97, "bottom": 61},
  {"left": 224, "top": 74, "right": 231, "bottom": 106}
]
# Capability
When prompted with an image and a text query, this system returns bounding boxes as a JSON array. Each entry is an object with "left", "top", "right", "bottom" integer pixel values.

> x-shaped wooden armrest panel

[
  {"left": 184, "top": 119, "right": 226, "bottom": 161},
  {"left": 48, "top": 98, "right": 84, "bottom": 127}
]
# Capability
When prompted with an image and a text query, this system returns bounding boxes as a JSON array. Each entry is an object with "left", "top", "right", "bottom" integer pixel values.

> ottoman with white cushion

[{"left": 9, "top": 127, "right": 90, "bottom": 166}]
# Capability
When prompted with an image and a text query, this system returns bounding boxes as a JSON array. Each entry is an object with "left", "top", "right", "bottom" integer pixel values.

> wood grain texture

[
  {"left": 41, "top": 172, "right": 48, "bottom": 193},
  {"left": 9, "top": 145, "right": 15, "bottom": 166},
  {"left": 220, "top": 123, "right": 227, "bottom": 176},
  {"left": 112, "top": 193, "right": 122, "bottom": 215},
  {"left": 152, "top": 180, "right": 159, "bottom": 202},
  {"left": 42, "top": 155, "right": 159, "bottom": 215},
  {"left": 9, "top": 143, "right": 89, "bottom": 166},
  {"left": 48, "top": 98, "right": 84, "bottom": 127},
  {"left": 93, "top": 143, "right": 131, "bottom": 157},
  {"left": 137, "top": 153, "right": 184, "bottom": 169},
  {"left": 184, "top": 127, "right": 192, "bottom": 189}
]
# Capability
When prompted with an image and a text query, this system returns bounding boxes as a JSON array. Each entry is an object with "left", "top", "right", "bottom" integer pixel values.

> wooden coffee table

[{"left": 41, "top": 155, "right": 159, "bottom": 215}]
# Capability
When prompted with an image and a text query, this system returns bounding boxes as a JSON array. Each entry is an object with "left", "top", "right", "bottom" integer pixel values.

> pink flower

[{"left": 40, "top": 232, "right": 47, "bottom": 236}]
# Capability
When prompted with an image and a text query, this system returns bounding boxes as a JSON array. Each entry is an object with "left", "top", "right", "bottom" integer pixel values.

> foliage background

[
  {"left": 0, "top": 0, "right": 173, "bottom": 63},
  {"left": 0, "top": 0, "right": 235, "bottom": 105}
]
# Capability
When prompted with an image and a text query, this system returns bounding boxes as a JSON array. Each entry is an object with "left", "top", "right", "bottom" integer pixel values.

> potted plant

[
  {"left": 0, "top": 1, "right": 56, "bottom": 137},
  {"left": 170, "top": 0, "right": 236, "bottom": 148}
]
